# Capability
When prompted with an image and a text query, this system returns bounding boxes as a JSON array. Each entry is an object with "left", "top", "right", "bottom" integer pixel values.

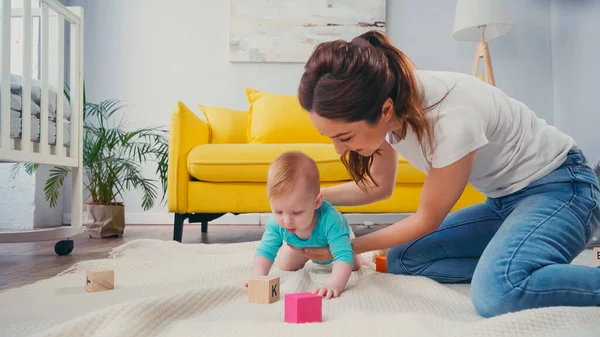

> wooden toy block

[
  {"left": 372, "top": 248, "right": 388, "bottom": 263},
  {"left": 284, "top": 292, "right": 322, "bottom": 324},
  {"left": 376, "top": 256, "right": 387, "bottom": 273},
  {"left": 248, "top": 276, "right": 280, "bottom": 304},
  {"left": 594, "top": 247, "right": 600, "bottom": 264},
  {"left": 85, "top": 269, "right": 114, "bottom": 292}
]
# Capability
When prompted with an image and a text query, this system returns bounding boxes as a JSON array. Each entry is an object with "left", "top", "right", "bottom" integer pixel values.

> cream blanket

[{"left": 1, "top": 239, "right": 598, "bottom": 337}]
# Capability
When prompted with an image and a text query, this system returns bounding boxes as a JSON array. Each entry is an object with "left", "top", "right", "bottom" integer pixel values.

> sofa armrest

[{"left": 167, "top": 102, "right": 209, "bottom": 213}]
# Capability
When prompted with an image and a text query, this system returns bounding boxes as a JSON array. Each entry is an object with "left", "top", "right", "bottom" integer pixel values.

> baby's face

[{"left": 269, "top": 184, "right": 321, "bottom": 235}]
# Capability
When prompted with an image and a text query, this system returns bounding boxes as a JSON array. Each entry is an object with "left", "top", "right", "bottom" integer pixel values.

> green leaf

[
  {"left": 25, "top": 163, "right": 39, "bottom": 175},
  {"left": 44, "top": 166, "right": 70, "bottom": 207},
  {"left": 8, "top": 162, "right": 39, "bottom": 180}
]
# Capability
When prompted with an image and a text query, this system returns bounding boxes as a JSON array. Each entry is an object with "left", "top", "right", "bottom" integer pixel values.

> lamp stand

[{"left": 471, "top": 28, "right": 496, "bottom": 86}]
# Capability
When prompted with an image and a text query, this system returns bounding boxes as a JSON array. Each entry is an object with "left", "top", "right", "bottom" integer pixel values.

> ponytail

[{"left": 299, "top": 30, "right": 441, "bottom": 191}]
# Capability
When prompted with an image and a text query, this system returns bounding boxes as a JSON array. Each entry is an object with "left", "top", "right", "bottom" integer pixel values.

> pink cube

[{"left": 284, "top": 292, "right": 322, "bottom": 323}]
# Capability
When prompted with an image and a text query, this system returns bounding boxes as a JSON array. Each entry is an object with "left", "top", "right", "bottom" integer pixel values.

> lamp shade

[{"left": 453, "top": 0, "right": 514, "bottom": 41}]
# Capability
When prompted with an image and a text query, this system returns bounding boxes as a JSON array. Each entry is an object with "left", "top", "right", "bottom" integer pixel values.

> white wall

[
  {"left": 0, "top": 165, "right": 67, "bottom": 229},
  {"left": 64, "top": 0, "right": 557, "bottom": 224},
  {"left": 551, "top": 0, "right": 600, "bottom": 162},
  {"left": 0, "top": 166, "right": 35, "bottom": 228}
]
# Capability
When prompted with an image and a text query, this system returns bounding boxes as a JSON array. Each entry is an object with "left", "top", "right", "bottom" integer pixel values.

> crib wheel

[{"left": 54, "top": 240, "right": 74, "bottom": 256}]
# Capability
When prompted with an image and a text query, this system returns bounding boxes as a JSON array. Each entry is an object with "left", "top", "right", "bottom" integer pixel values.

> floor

[{"left": 0, "top": 224, "right": 385, "bottom": 292}]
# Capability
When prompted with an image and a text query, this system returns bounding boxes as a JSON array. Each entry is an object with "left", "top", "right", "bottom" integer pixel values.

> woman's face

[
  {"left": 308, "top": 99, "right": 396, "bottom": 156},
  {"left": 308, "top": 111, "right": 390, "bottom": 156}
]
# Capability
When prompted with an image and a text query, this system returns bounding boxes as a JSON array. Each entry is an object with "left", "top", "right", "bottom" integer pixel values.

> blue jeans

[{"left": 387, "top": 148, "right": 600, "bottom": 317}]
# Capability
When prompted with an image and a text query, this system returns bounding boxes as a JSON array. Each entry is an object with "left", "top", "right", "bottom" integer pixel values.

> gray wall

[
  {"left": 62, "top": 0, "right": 578, "bottom": 222},
  {"left": 551, "top": 0, "right": 600, "bottom": 162},
  {"left": 389, "top": 0, "right": 554, "bottom": 123}
]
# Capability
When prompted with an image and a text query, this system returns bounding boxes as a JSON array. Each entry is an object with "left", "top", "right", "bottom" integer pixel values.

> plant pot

[{"left": 83, "top": 203, "right": 125, "bottom": 239}]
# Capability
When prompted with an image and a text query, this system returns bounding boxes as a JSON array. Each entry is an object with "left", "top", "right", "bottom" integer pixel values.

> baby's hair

[{"left": 267, "top": 151, "right": 320, "bottom": 199}]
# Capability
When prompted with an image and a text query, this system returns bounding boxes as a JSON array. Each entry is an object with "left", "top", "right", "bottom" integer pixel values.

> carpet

[{"left": 0, "top": 239, "right": 598, "bottom": 337}]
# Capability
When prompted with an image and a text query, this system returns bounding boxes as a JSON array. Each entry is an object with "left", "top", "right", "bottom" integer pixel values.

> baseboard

[{"left": 63, "top": 212, "right": 410, "bottom": 225}]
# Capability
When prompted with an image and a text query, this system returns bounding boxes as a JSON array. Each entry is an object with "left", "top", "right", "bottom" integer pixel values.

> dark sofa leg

[
  {"left": 188, "top": 213, "right": 226, "bottom": 234},
  {"left": 173, "top": 213, "right": 186, "bottom": 242}
]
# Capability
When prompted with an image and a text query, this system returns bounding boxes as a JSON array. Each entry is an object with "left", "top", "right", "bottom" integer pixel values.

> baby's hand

[{"left": 311, "top": 284, "right": 342, "bottom": 299}]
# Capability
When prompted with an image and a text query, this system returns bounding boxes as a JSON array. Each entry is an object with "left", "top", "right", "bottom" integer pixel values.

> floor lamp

[{"left": 452, "top": 0, "right": 514, "bottom": 86}]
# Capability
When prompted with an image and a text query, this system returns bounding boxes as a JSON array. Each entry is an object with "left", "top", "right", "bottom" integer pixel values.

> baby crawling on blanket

[{"left": 246, "top": 151, "right": 362, "bottom": 299}]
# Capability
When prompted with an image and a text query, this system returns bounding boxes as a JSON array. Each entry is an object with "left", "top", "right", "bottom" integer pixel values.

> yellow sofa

[{"left": 167, "top": 88, "right": 485, "bottom": 242}]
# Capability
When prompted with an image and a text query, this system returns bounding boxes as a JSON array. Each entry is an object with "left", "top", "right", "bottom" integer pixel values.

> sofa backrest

[
  {"left": 199, "top": 105, "right": 249, "bottom": 144},
  {"left": 199, "top": 88, "right": 333, "bottom": 145},
  {"left": 245, "top": 87, "right": 332, "bottom": 144}
]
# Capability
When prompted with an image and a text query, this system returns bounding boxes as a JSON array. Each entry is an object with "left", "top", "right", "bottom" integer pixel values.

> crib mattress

[
  {"left": 1, "top": 74, "right": 73, "bottom": 146},
  {"left": 9, "top": 110, "right": 70, "bottom": 146}
]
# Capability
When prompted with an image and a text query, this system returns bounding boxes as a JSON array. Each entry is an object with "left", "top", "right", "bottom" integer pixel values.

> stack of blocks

[{"left": 247, "top": 275, "right": 322, "bottom": 324}]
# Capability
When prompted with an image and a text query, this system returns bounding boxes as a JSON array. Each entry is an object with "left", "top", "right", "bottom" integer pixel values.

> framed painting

[{"left": 229, "top": 0, "right": 386, "bottom": 63}]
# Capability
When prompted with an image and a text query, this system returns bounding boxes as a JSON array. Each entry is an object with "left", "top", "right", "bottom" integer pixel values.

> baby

[{"left": 247, "top": 151, "right": 361, "bottom": 299}]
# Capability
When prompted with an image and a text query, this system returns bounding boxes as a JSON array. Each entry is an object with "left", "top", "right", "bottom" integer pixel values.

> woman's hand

[{"left": 287, "top": 244, "right": 333, "bottom": 262}]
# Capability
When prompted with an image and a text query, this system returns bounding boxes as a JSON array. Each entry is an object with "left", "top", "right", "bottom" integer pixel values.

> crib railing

[
  {"left": 0, "top": 0, "right": 84, "bottom": 246},
  {"left": 0, "top": 0, "right": 83, "bottom": 167}
]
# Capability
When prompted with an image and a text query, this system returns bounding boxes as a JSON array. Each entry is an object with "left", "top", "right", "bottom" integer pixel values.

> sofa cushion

[
  {"left": 246, "top": 87, "right": 332, "bottom": 144},
  {"left": 187, "top": 181, "right": 485, "bottom": 213},
  {"left": 187, "top": 143, "right": 426, "bottom": 183},
  {"left": 199, "top": 105, "right": 248, "bottom": 144}
]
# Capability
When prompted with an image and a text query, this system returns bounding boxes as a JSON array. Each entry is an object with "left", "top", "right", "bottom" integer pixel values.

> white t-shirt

[{"left": 388, "top": 70, "right": 576, "bottom": 198}]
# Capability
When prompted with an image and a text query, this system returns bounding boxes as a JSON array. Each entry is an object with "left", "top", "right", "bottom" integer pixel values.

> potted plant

[
  {"left": 80, "top": 99, "right": 168, "bottom": 237},
  {"left": 10, "top": 99, "right": 168, "bottom": 238}
]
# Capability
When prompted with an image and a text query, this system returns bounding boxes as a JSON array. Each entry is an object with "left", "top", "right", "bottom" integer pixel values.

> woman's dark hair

[{"left": 298, "top": 30, "right": 443, "bottom": 191}]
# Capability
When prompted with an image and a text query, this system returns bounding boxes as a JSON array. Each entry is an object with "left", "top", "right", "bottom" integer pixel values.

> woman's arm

[
  {"left": 290, "top": 150, "right": 477, "bottom": 259},
  {"left": 351, "top": 150, "right": 477, "bottom": 254},
  {"left": 322, "top": 141, "right": 398, "bottom": 206}
]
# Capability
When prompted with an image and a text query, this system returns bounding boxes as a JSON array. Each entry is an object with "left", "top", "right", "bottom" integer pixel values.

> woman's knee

[
  {"left": 471, "top": 265, "right": 521, "bottom": 318},
  {"left": 386, "top": 243, "right": 420, "bottom": 276},
  {"left": 471, "top": 285, "right": 524, "bottom": 318},
  {"left": 471, "top": 286, "right": 502, "bottom": 317}
]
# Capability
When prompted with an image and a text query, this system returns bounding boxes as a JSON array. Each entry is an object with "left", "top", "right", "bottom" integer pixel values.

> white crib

[{"left": 0, "top": 0, "right": 84, "bottom": 255}]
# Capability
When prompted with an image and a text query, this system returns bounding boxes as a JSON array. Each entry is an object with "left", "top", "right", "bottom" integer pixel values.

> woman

[{"left": 289, "top": 30, "right": 600, "bottom": 318}]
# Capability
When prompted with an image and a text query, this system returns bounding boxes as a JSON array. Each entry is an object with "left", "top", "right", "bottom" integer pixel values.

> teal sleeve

[
  {"left": 324, "top": 210, "right": 354, "bottom": 267},
  {"left": 255, "top": 217, "right": 283, "bottom": 262}
]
